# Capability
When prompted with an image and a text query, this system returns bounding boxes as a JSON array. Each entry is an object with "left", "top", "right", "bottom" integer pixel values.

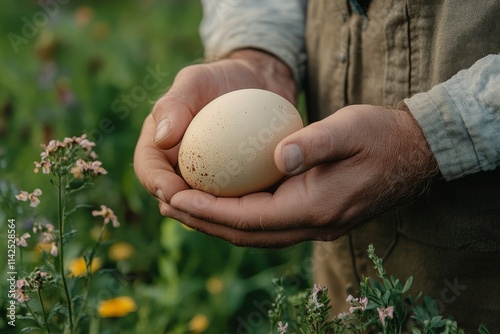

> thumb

[
  {"left": 274, "top": 110, "right": 361, "bottom": 175},
  {"left": 151, "top": 65, "right": 215, "bottom": 150},
  {"left": 152, "top": 95, "right": 195, "bottom": 150}
]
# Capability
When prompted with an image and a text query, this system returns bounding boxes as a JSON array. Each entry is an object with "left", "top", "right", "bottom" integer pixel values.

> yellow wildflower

[
  {"left": 35, "top": 242, "right": 53, "bottom": 254},
  {"left": 98, "top": 296, "right": 136, "bottom": 318},
  {"left": 188, "top": 314, "right": 209, "bottom": 333},
  {"left": 109, "top": 242, "right": 135, "bottom": 262},
  {"left": 68, "top": 257, "right": 101, "bottom": 277},
  {"left": 206, "top": 277, "right": 223, "bottom": 295}
]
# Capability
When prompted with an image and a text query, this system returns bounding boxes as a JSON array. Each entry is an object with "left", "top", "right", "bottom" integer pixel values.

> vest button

[{"left": 339, "top": 52, "right": 347, "bottom": 63}]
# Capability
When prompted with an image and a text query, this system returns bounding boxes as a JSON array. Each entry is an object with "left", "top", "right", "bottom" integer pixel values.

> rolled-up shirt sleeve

[
  {"left": 405, "top": 54, "right": 500, "bottom": 181},
  {"left": 200, "top": 0, "right": 307, "bottom": 86}
]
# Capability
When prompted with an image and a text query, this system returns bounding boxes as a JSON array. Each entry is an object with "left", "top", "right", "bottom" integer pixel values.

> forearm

[
  {"left": 200, "top": 0, "right": 307, "bottom": 88},
  {"left": 405, "top": 54, "right": 500, "bottom": 180}
]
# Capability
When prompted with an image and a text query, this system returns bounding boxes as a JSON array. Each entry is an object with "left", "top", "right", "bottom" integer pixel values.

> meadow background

[{"left": 0, "top": 1, "right": 311, "bottom": 333}]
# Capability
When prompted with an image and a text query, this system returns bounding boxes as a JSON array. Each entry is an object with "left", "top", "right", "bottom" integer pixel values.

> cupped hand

[
  {"left": 134, "top": 50, "right": 297, "bottom": 209},
  {"left": 165, "top": 105, "right": 439, "bottom": 248}
]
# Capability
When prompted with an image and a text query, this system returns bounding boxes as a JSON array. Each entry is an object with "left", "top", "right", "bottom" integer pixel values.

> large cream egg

[{"left": 178, "top": 88, "right": 303, "bottom": 197}]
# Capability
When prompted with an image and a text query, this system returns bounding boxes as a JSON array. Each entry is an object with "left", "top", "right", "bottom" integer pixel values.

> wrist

[
  {"left": 228, "top": 49, "right": 297, "bottom": 103},
  {"left": 395, "top": 102, "right": 441, "bottom": 182}
]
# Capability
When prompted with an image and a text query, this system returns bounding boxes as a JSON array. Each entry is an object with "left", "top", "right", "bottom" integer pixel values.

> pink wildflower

[
  {"left": 39, "top": 140, "right": 59, "bottom": 163},
  {"left": 71, "top": 161, "right": 85, "bottom": 178},
  {"left": 17, "top": 279, "right": 29, "bottom": 289},
  {"left": 33, "top": 222, "right": 56, "bottom": 242},
  {"left": 32, "top": 222, "right": 42, "bottom": 233},
  {"left": 377, "top": 306, "right": 394, "bottom": 325},
  {"left": 15, "top": 279, "right": 30, "bottom": 303},
  {"left": 15, "top": 189, "right": 42, "bottom": 207},
  {"left": 336, "top": 312, "right": 350, "bottom": 320},
  {"left": 50, "top": 242, "right": 58, "bottom": 256},
  {"left": 43, "top": 139, "right": 59, "bottom": 154},
  {"left": 346, "top": 295, "right": 368, "bottom": 313},
  {"left": 37, "top": 135, "right": 100, "bottom": 176},
  {"left": 40, "top": 231, "right": 55, "bottom": 243},
  {"left": 71, "top": 159, "right": 107, "bottom": 178},
  {"left": 92, "top": 205, "right": 120, "bottom": 228},
  {"left": 62, "top": 137, "right": 74, "bottom": 146},
  {"left": 16, "top": 233, "right": 31, "bottom": 247},
  {"left": 277, "top": 321, "right": 288, "bottom": 334},
  {"left": 79, "top": 138, "right": 96, "bottom": 151},
  {"left": 28, "top": 189, "right": 42, "bottom": 207},
  {"left": 310, "top": 284, "right": 326, "bottom": 309},
  {"left": 34, "top": 160, "right": 51, "bottom": 174},
  {"left": 15, "top": 191, "right": 29, "bottom": 201},
  {"left": 90, "top": 160, "right": 107, "bottom": 175}
]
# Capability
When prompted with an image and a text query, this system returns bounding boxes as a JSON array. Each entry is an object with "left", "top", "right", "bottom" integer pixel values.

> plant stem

[
  {"left": 24, "top": 301, "right": 44, "bottom": 331},
  {"left": 57, "top": 175, "right": 73, "bottom": 333},
  {"left": 73, "top": 276, "right": 90, "bottom": 330},
  {"left": 37, "top": 289, "right": 52, "bottom": 334},
  {"left": 74, "top": 224, "right": 106, "bottom": 328}
]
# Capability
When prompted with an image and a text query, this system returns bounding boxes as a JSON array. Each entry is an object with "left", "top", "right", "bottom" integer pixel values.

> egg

[{"left": 178, "top": 88, "right": 303, "bottom": 197}]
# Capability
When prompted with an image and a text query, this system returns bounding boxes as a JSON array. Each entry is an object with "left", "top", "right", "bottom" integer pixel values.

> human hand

[
  {"left": 166, "top": 105, "right": 440, "bottom": 248},
  {"left": 134, "top": 49, "right": 297, "bottom": 210}
]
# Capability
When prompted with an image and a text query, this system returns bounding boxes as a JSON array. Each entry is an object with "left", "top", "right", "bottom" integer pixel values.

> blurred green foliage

[{"left": 0, "top": 1, "right": 311, "bottom": 333}]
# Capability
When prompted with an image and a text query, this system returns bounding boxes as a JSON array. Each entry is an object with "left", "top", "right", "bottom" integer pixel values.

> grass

[{"left": 0, "top": 1, "right": 311, "bottom": 333}]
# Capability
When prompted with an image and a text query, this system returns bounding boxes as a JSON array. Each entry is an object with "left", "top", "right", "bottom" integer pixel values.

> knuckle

[{"left": 158, "top": 202, "right": 170, "bottom": 216}]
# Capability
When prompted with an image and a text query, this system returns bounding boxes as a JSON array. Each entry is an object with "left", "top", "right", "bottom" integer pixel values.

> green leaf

[
  {"left": 64, "top": 203, "right": 93, "bottom": 218},
  {"left": 48, "top": 302, "right": 67, "bottom": 322},
  {"left": 62, "top": 229, "right": 79, "bottom": 244},
  {"left": 403, "top": 276, "right": 414, "bottom": 293},
  {"left": 370, "top": 278, "right": 386, "bottom": 293},
  {"left": 21, "top": 327, "right": 42, "bottom": 333},
  {"left": 382, "top": 289, "right": 392, "bottom": 304},
  {"left": 391, "top": 276, "right": 401, "bottom": 289},
  {"left": 365, "top": 299, "right": 378, "bottom": 310},
  {"left": 429, "top": 315, "right": 444, "bottom": 328},
  {"left": 478, "top": 324, "right": 491, "bottom": 334},
  {"left": 71, "top": 293, "right": 85, "bottom": 304}
]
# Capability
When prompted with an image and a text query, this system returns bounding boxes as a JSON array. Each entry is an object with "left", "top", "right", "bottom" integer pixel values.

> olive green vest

[
  {"left": 306, "top": 0, "right": 500, "bottom": 329},
  {"left": 306, "top": 0, "right": 500, "bottom": 251}
]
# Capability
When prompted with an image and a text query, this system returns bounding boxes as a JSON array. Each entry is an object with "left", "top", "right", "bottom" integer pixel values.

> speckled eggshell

[{"left": 178, "top": 88, "right": 303, "bottom": 197}]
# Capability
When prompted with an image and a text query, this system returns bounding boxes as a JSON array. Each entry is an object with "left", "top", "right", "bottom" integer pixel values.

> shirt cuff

[{"left": 405, "top": 55, "right": 500, "bottom": 180}]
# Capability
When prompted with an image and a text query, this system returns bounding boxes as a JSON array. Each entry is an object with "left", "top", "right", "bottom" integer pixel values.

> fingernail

[
  {"left": 282, "top": 143, "right": 303, "bottom": 173},
  {"left": 155, "top": 188, "right": 166, "bottom": 202},
  {"left": 155, "top": 118, "right": 171, "bottom": 142}
]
